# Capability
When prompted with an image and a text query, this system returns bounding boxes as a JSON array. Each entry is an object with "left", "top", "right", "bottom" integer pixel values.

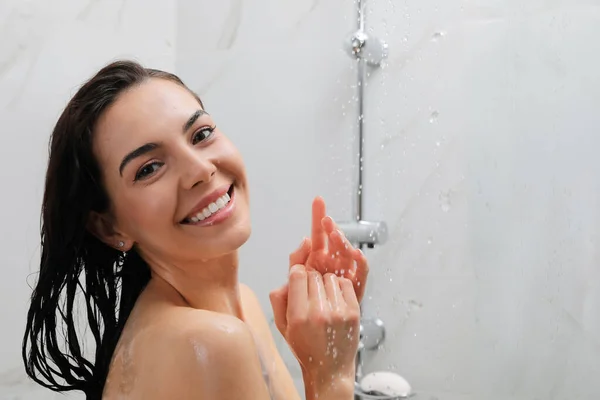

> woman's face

[{"left": 92, "top": 78, "right": 251, "bottom": 264}]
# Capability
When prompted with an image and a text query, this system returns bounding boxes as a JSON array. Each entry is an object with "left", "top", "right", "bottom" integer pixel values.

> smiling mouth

[{"left": 181, "top": 185, "right": 234, "bottom": 224}]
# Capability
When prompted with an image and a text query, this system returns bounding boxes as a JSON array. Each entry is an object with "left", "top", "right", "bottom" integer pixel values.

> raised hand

[
  {"left": 269, "top": 264, "right": 359, "bottom": 398},
  {"left": 305, "top": 196, "right": 369, "bottom": 303}
]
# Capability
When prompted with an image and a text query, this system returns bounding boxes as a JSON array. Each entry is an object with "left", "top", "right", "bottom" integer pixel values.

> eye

[
  {"left": 192, "top": 126, "right": 216, "bottom": 145},
  {"left": 135, "top": 161, "right": 163, "bottom": 181}
]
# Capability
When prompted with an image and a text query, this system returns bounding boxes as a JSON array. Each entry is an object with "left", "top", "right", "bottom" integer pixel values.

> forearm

[{"left": 302, "top": 369, "right": 355, "bottom": 400}]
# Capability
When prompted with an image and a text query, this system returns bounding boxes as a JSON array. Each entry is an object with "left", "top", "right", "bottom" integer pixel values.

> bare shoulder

[
  {"left": 239, "top": 283, "right": 274, "bottom": 335},
  {"left": 103, "top": 308, "right": 270, "bottom": 400},
  {"left": 240, "top": 283, "right": 263, "bottom": 311}
]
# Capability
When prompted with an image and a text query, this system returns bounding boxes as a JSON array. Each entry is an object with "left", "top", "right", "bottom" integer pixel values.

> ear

[{"left": 87, "top": 211, "right": 132, "bottom": 251}]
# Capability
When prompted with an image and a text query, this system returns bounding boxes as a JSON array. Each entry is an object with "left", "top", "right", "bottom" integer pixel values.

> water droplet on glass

[
  {"left": 429, "top": 111, "right": 440, "bottom": 123},
  {"left": 439, "top": 191, "right": 451, "bottom": 212},
  {"left": 432, "top": 31, "right": 445, "bottom": 41}
]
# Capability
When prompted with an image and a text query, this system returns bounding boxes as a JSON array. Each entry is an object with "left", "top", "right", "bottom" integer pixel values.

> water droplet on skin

[
  {"left": 327, "top": 327, "right": 332, "bottom": 334},
  {"left": 309, "top": 356, "right": 313, "bottom": 362}
]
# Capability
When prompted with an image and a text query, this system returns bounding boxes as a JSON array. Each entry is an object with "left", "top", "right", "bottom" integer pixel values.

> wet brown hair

[{"left": 22, "top": 60, "right": 204, "bottom": 399}]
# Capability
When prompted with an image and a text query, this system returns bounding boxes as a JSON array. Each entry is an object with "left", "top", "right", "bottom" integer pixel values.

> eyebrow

[
  {"left": 183, "top": 109, "right": 208, "bottom": 132},
  {"left": 118, "top": 109, "right": 209, "bottom": 176}
]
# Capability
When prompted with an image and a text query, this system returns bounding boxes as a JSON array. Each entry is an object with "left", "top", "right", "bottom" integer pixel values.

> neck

[{"left": 147, "top": 251, "right": 244, "bottom": 319}]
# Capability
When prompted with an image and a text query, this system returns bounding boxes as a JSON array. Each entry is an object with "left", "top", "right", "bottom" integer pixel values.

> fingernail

[{"left": 290, "top": 264, "right": 304, "bottom": 275}]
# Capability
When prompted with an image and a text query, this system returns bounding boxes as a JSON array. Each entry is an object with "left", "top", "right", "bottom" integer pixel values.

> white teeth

[{"left": 187, "top": 191, "right": 232, "bottom": 223}]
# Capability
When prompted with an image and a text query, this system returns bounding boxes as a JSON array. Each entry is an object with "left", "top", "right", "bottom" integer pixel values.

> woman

[{"left": 22, "top": 60, "right": 369, "bottom": 400}]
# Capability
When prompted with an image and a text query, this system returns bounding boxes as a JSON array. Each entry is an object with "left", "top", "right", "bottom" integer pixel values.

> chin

[
  {"left": 231, "top": 217, "right": 252, "bottom": 249},
  {"left": 204, "top": 219, "right": 252, "bottom": 259}
]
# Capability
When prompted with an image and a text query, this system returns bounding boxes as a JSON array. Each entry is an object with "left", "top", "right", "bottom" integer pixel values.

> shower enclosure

[
  {"left": 175, "top": 1, "right": 600, "bottom": 400},
  {"left": 2, "top": 1, "right": 599, "bottom": 399}
]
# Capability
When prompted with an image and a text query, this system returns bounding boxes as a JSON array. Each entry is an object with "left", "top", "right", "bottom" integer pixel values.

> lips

[{"left": 181, "top": 184, "right": 234, "bottom": 224}]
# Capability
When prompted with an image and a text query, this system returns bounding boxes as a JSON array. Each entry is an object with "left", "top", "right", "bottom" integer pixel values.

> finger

[
  {"left": 339, "top": 277, "right": 360, "bottom": 311},
  {"left": 307, "top": 270, "right": 329, "bottom": 312},
  {"left": 323, "top": 217, "right": 356, "bottom": 262},
  {"left": 327, "top": 229, "right": 352, "bottom": 269},
  {"left": 269, "top": 284, "right": 289, "bottom": 335},
  {"left": 287, "top": 265, "right": 309, "bottom": 322},
  {"left": 289, "top": 237, "right": 312, "bottom": 270},
  {"left": 323, "top": 273, "right": 343, "bottom": 312},
  {"left": 350, "top": 249, "right": 369, "bottom": 302},
  {"left": 311, "top": 197, "right": 327, "bottom": 252},
  {"left": 321, "top": 215, "right": 336, "bottom": 234}
]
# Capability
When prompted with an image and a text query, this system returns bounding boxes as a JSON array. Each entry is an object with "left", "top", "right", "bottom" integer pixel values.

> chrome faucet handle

[
  {"left": 344, "top": 30, "right": 389, "bottom": 67},
  {"left": 338, "top": 220, "right": 388, "bottom": 249},
  {"left": 360, "top": 317, "right": 386, "bottom": 351}
]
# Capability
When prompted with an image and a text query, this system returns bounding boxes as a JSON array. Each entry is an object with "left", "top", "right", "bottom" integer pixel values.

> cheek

[
  {"left": 217, "top": 138, "right": 246, "bottom": 178},
  {"left": 117, "top": 185, "right": 177, "bottom": 234}
]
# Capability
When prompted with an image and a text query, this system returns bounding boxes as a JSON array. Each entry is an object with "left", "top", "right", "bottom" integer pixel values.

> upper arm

[{"left": 138, "top": 312, "right": 271, "bottom": 400}]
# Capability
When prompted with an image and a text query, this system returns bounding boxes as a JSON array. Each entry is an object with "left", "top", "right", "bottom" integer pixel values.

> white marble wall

[{"left": 3, "top": 0, "right": 600, "bottom": 399}]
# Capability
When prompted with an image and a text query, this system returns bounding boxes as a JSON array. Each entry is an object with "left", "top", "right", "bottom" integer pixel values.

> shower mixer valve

[
  {"left": 344, "top": 30, "right": 388, "bottom": 66},
  {"left": 338, "top": 220, "right": 388, "bottom": 248}
]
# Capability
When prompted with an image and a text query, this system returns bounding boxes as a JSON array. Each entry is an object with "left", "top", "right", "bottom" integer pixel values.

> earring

[{"left": 118, "top": 241, "right": 125, "bottom": 248}]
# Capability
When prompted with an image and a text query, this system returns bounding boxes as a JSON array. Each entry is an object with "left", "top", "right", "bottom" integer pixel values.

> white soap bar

[{"left": 360, "top": 371, "right": 412, "bottom": 397}]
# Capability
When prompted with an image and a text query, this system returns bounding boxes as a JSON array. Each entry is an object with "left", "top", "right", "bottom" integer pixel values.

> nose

[{"left": 179, "top": 148, "right": 217, "bottom": 189}]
